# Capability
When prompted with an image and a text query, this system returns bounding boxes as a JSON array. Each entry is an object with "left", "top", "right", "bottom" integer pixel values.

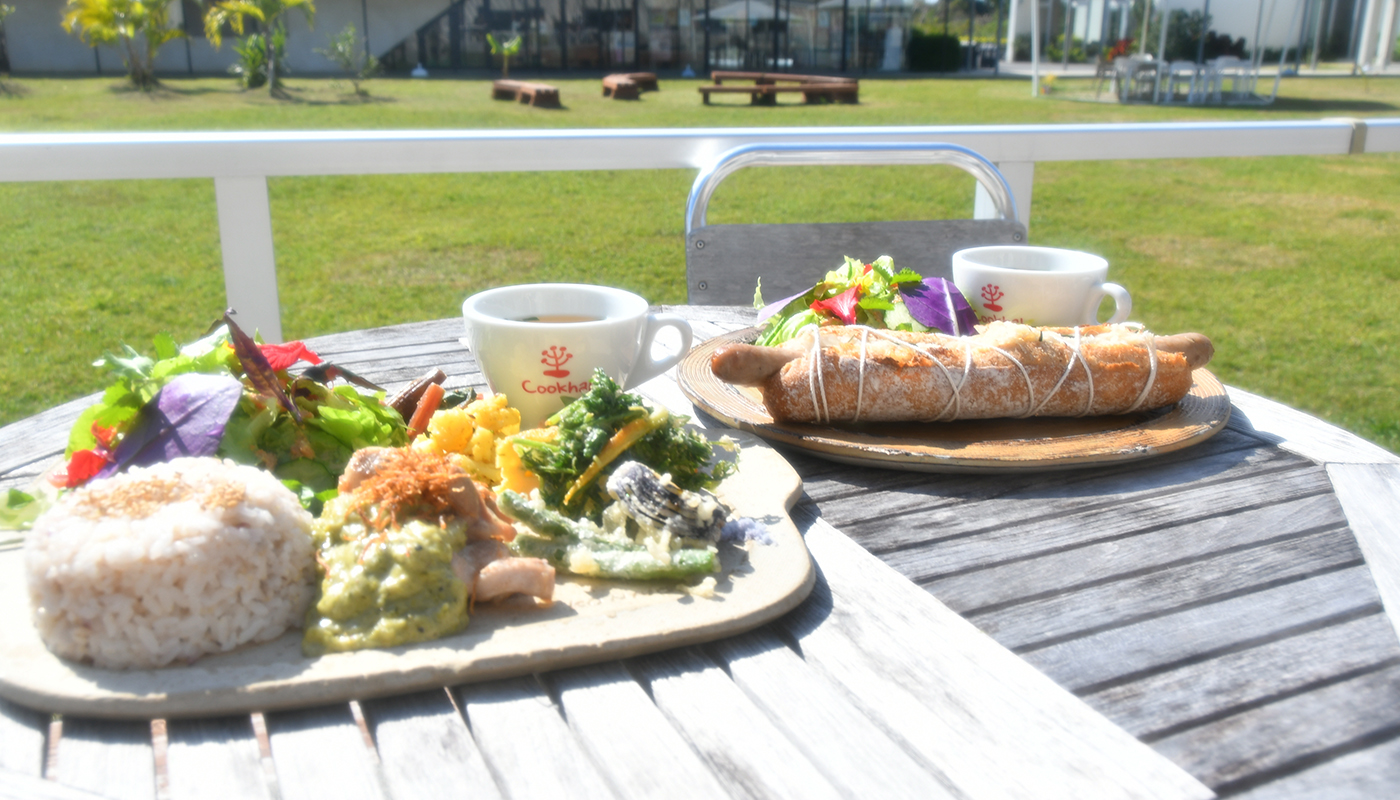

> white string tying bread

[
  {"left": 1027, "top": 326, "right": 1093, "bottom": 418},
  {"left": 804, "top": 324, "right": 1134, "bottom": 424}
]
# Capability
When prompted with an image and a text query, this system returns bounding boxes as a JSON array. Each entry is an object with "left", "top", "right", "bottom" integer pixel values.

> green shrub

[
  {"left": 908, "top": 30, "right": 961, "bottom": 72},
  {"left": 316, "top": 24, "right": 380, "bottom": 95},
  {"left": 1045, "top": 36, "right": 1087, "bottom": 63},
  {"left": 230, "top": 29, "right": 285, "bottom": 89}
]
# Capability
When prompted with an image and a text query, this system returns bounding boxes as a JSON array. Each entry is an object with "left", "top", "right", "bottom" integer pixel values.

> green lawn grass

[{"left": 2, "top": 73, "right": 1398, "bottom": 453}]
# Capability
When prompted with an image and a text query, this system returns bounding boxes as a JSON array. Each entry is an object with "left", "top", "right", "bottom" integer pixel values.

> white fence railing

[{"left": 4, "top": 118, "right": 1396, "bottom": 341}]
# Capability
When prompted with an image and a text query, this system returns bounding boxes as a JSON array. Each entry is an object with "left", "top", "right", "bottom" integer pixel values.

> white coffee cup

[
  {"left": 952, "top": 245, "right": 1132, "bottom": 327},
  {"left": 462, "top": 284, "right": 693, "bottom": 427}
]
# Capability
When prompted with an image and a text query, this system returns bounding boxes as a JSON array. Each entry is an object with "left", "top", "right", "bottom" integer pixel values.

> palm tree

[
  {"left": 0, "top": 4, "right": 15, "bottom": 79},
  {"left": 62, "top": 0, "right": 185, "bottom": 89},
  {"left": 204, "top": 0, "right": 315, "bottom": 94}
]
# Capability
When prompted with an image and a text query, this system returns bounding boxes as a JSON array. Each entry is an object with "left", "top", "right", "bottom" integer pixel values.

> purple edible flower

[
  {"left": 899, "top": 278, "right": 979, "bottom": 336},
  {"left": 758, "top": 289, "right": 808, "bottom": 325},
  {"left": 721, "top": 517, "right": 774, "bottom": 545}
]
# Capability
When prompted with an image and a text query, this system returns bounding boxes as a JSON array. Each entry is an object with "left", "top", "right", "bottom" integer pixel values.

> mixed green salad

[
  {"left": 754, "top": 255, "right": 979, "bottom": 346},
  {"left": 54, "top": 313, "right": 406, "bottom": 514}
]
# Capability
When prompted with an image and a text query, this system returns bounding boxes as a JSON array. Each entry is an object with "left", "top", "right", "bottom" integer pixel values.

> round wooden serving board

[
  {"left": 0, "top": 433, "right": 813, "bottom": 719},
  {"left": 678, "top": 328, "right": 1232, "bottom": 473}
]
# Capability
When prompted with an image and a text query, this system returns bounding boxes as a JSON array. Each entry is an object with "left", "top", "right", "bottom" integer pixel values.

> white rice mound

[{"left": 25, "top": 457, "right": 316, "bottom": 669}]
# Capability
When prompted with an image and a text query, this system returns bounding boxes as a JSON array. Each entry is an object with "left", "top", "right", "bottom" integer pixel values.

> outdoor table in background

[
  {"left": 698, "top": 72, "right": 859, "bottom": 106},
  {"left": 3, "top": 306, "right": 1399, "bottom": 800}
]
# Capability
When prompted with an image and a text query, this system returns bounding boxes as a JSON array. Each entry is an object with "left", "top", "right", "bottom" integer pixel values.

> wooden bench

[
  {"left": 699, "top": 72, "right": 858, "bottom": 105},
  {"left": 710, "top": 70, "right": 854, "bottom": 86},
  {"left": 602, "top": 72, "right": 659, "bottom": 100},
  {"left": 491, "top": 79, "right": 561, "bottom": 108}
]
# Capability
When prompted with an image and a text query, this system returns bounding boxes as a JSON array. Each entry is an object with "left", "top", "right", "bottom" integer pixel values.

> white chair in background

[
  {"left": 1205, "top": 56, "right": 1253, "bottom": 104},
  {"left": 1116, "top": 56, "right": 1164, "bottom": 104},
  {"left": 1164, "top": 61, "right": 1202, "bottom": 104}
]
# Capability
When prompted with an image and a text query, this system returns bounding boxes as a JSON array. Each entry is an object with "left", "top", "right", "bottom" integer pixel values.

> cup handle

[
  {"left": 1101, "top": 283, "right": 1132, "bottom": 324},
  {"left": 628, "top": 314, "right": 693, "bottom": 388},
  {"left": 1085, "top": 282, "right": 1133, "bottom": 324}
]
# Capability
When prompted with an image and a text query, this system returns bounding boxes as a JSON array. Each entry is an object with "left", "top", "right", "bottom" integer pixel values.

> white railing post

[
  {"left": 976, "top": 161, "right": 1035, "bottom": 235},
  {"left": 213, "top": 176, "right": 283, "bottom": 343}
]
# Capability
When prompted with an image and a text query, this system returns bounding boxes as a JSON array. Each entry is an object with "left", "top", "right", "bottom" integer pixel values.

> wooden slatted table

[{"left": 3, "top": 306, "right": 1399, "bottom": 799}]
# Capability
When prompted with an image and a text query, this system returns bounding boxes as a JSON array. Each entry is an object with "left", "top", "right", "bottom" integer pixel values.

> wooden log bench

[
  {"left": 603, "top": 72, "right": 659, "bottom": 100},
  {"left": 621, "top": 71, "right": 659, "bottom": 91},
  {"left": 491, "top": 79, "right": 561, "bottom": 108}
]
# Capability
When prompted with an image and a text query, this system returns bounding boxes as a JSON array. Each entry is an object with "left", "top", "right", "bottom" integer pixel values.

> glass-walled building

[{"left": 379, "top": 0, "right": 917, "bottom": 74}]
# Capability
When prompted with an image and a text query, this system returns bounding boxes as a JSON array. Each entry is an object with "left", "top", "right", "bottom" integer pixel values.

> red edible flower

[
  {"left": 811, "top": 285, "right": 862, "bottom": 325},
  {"left": 54, "top": 449, "right": 110, "bottom": 489},
  {"left": 91, "top": 422, "right": 119, "bottom": 450},
  {"left": 259, "top": 341, "right": 323, "bottom": 371}
]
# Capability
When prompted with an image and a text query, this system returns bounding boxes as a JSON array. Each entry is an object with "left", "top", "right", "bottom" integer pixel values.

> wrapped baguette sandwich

[{"left": 711, "top": 321, "right": 1214, "bottom": 424}]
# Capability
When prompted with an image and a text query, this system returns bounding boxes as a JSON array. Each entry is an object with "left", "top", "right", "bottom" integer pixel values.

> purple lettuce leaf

[
  {"left": 96, "top": 373, "right": 245, "bottom": 479},
  {"left": 757, "top": 288, "right": 810, "bottom": 325},
  {"left": 900, "top": 278, "right": 979, "bottom": 336},
  {"left": 223, "top": 309, "right": 303, "bottom": 423}
]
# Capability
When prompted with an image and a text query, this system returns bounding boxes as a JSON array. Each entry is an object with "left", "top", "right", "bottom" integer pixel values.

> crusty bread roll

[{"left": 710, "top": 322, "right": 1213, "bottom": 424}]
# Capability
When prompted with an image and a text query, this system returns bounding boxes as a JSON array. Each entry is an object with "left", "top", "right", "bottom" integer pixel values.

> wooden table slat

[
  {"left": 0, "top": 697, "right": 46, "bottom": 777},
  {"left": 300, "top": 319, "right": 465, "bottom": 359},
  {"left": 927, "top": 491, "right": 1349, "bottom": 614},
  {"left": 1230, "top": 734, "right": 1400, "bottom": 800},
  {"left": 263, "top": 705, "right": 387, "bottom": 800},
  {"left": 1022, "top": 566, "right": 1385, "bottom": 690},
  {"left": 1227, "top": 387, "right": 1400, "bottom": 466},
  {"left": 455, "top": 676, "right": 616, "bottom": 800},
  {"left": 548, "top": 662, "right": 732, "bottom": 800},
  {"left": 709, "top": 628, "right": 962, "bottom": 799},
  {"left": 1327, "top": 463, "right": 1400, "bottom": 642},
  {"left": 164, "top": 716, "right": 274, "bottom": 800},
  {"left": 631, "top": 646, "right": 846, "bottom": 800},
  {"left": 881, "top": 459, "right": 1335, "bottom": 585},
  {"left": 1151, "top": 663, "right": 1400, "bottom": 792},
  {"left": 782, "top": 516, "right": 1212, "bottom": 800},
  {"left": 825, "top": 443, "right": 1308, "bottom": 559},
  {"left": 1083, "top": 612, "right": 1400, "bottom": 740},
  {"left": 359, "top": 689, "right": 502, "bottom": 800},
  {"left": 53, "top": 719, "right": 154, "bottom": 800},
  {"left": 974, "top": 526, "right": 1364, "bottom": 651}
]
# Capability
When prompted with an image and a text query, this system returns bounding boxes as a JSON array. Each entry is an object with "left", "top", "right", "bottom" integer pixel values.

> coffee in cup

[
  {"left": 952, "top": 245, "right": 1132, "bottom": 327},
  {"left": 462, "top": 284, "right": 692, "bottom": 427}
]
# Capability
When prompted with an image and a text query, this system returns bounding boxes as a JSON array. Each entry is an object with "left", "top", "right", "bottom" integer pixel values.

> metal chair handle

[{"left": 685, "top": 142, "right": 1019, "bottom": 235}]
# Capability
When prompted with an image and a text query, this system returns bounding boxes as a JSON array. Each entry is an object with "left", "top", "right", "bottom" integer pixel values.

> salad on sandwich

[{"left": 754, "top": 255, "right": 979, "bottom": 346}]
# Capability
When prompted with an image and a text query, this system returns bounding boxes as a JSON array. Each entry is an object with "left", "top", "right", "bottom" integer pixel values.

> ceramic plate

[
  {"left": 678, "top": 328, "right": 1232, "bottom": 473},
  {"left": 0, "top": 433, "right": 813, "bottom": 719}
]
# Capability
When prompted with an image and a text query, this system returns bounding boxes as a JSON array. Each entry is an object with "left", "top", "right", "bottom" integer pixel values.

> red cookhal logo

[
  {"left": 980, "top": 284, "right": 1005, "bottom": 312},
  {"left": 540, "top": 345, "right": 573, "bottom": 378}
]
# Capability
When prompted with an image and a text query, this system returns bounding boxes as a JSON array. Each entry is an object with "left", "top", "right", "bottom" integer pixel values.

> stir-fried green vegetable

[
  {"left": 500, "top": 490, "right": 719, "bottom": 581},
  {"left": 511, "top": 370, "right": 735, "bottom": 522}
]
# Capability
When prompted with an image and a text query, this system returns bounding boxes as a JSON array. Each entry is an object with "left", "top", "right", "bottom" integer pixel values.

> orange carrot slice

[{"left": 407, "top": 383, "right": 446, "bottom": 440}]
